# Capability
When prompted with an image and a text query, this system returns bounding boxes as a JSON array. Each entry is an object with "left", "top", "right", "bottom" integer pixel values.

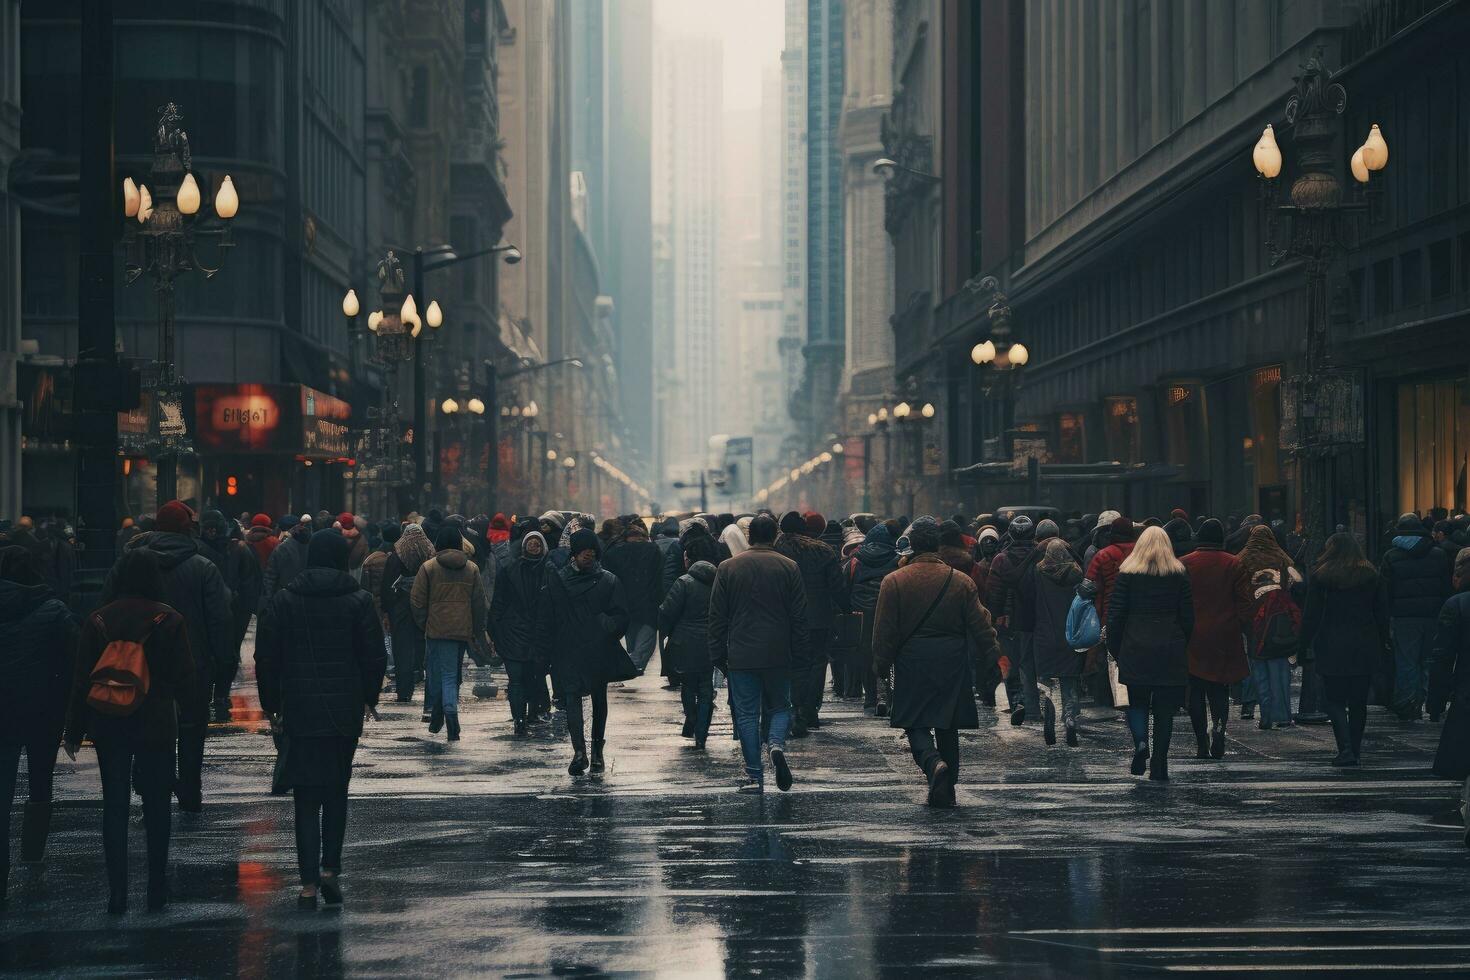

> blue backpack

[{"left": 1065, "top": 591, "right": 1101, "bottom": 650}]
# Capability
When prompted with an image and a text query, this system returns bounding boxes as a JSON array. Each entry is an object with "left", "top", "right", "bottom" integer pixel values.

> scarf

[
  {"left": 558, "top": 558, "right": 605, "bottom": 598},
  {"left": 1237, "top": 525, "right": 1291, "bottom": 582},
  {"left": 720, "top": 522, "right": 749, "bottom": 557}
]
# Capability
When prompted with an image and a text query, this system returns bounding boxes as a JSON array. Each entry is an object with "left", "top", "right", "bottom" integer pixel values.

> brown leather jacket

[{"left": 871, "top": 553, "right": 999, "bottom": 676}]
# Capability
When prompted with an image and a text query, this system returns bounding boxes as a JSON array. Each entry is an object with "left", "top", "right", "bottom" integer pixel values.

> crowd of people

[{"left": 0, "top": 501, "right": 1466, "bottom": 912}]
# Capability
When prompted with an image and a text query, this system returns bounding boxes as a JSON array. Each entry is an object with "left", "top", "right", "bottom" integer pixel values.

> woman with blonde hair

[{"left": 1106, "top": 525, "right": 1195, "bottom": 781}]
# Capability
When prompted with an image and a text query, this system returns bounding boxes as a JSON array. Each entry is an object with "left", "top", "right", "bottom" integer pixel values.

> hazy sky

[{"left": 653, "top": 0, "right": 784, "bottom": 111}]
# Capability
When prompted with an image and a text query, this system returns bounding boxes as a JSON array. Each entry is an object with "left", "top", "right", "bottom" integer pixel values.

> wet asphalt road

[{"left": 1, "top": 627, "right": 1467, "bottom": 978}]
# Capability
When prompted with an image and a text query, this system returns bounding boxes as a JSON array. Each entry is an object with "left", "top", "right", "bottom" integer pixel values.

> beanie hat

[
  {"left": 1008, "top": 515, "right": 1035, "bottom": 540},
  {"left": 380, "top": 522, "right": 402, "bottom": 544},
  {"left": 803, "top": 512, "right": 826, "bottom": 537},
  {"left": 251, "top": 513, "right": 272, "bottom": 528},
  {"left": 1396, "top": 513, "right": 1424, "bottom": 532},
  {"left": 200, "top": 509, "right": 228, "bottom": 533},
  {"left": 155, "top": 500, "right": 196, "bottom": 534},
  {"left": 1196, "top": 518, "right": 1225, "bottom": 546},
  {"left": 1036, "top": 519, "right": 1059, "bottom": 541},
  {"left": 434, "top": 526, "right": 464, "bottom": 551},
  {"left": 938, "top": 520, "right": 965, "bottom": 548},
  {"left": 779, "top": 511, "right": 807, "bottom": 535},
  {"left": 335, "top": 512, "right": 355, "bottom": 529},
  {"left": 539, "top": 510, "right": 567, "bottom": 533},
  {"left": 1095, "top": 510, "right": 1121, "bottom": 532},
  {"left": 978, "top": 526, "right": 1000, "bottom": 547},
  {"left": 1170, "top": 508, "right": 1189, "bottom": 521},
  {"left": 1110, "top": 516, "right": 1137, "bottom": 541},
  {"left": 306, "top": 528, "right": 351, "bottom": 571},
  {"left": 569, "top": 527, "right": 600, "bottom": 556}
]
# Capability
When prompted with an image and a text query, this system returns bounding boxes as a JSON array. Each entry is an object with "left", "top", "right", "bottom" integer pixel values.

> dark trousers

[
  {"left": 1126, "top": 684, "right": 1183, "bottom": 759},
  {"left": 906, "top": 728, "right": 961, "bottom": 785},
  {"left": 293, "top": 785, "right": 348, "bottom": 885},
  {"left": 565, "top": 684, "right": 608, "bottom": 752},
  {"left": 176, "top": 712, "right": 207, "bottom": 808},
  {"left": 679, "top": 669, "right": 715, "bottom": 742},
  {"left": 530, "top": 664, "right": 552, "bottom": 715},
  {"left": 792, "top": 629, "right": 830, "bottom": 723},
  {"left": 391, "top": 623, "right": 425, "bottom": 699},
  {"left": 1187, "top": 675, "right": 1230, "bottom": 747},
  {"left": 0, "top": 732, "right": 59, "bottom": 878},
  {"left": 96, "top": 740, "right": 174, "bottom": 897},
  {"left": 1323, "top": 673, "right": 1371, "bottom": 758},
  {"left": 505, "top": 659, "right": 536, "bottom": 722}
]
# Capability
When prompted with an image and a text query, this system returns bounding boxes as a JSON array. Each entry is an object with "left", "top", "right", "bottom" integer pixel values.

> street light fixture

[{"left": 872, "top": 157, "right": 940, "bottom": 184}]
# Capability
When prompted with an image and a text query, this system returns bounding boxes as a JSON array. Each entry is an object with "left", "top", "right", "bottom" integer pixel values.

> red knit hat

[
  {"left": 803, "top": 512, "right": 826, "bottom": 536},
  {"left": 155, "top": 500, "right": 196, "bottom": 534},
  {"left": 251, "top": 513, "right": 272, "bottom": 528},
  {"left": 336, "top": 512, "right": 355, "bottom": 528}
]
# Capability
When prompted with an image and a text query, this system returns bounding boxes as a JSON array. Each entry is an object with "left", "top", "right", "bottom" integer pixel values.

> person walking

[
  {"left": 262, "top": 515, "right": 312, "bottom": 607},
  {"left": 199, "top": 509, "right": 261, "bottom": 721},
  {"left": 1301, "top": 532, "right": 1391, "bottom": 767},
  {"left": 871, "top": 521, "right": 999, "bottom": 806},
  {"left": 774, "top": 511, "right": 848, "bottom": 735},
  {"left": 380, "top": 523, "right": 434, "bottom": 706},
  {"left": 411, "top": 526, "right": 489, "bottom": 741},
  {"left": 105, "top": 500, "right": 231, "bottom": 813},
  {"left": 1430, "top": 547, "right": 1470, "bottom": 848},
  {"left": 1238, "top": 525, "right": 1302, "bottom": 730},
  {"left": 1106, "top": 525, "right": 1195, "bottom": 782},
  {"left": 987, "top": 515, "right": 1040, "bottom": 725},
  {"left": 0, "top": 547, "right": 77, "bottom": 899},
  {"left": 244, "top": 514, "right": 278, "bottom": 570},
  {"left": 537, "top": 528, "right": 632, "bottom": 775},
  {"left": 708, "top": 514, "right": 808, "bottom": 793},
  {"left": 602, "top": 520, "right": 664, "bottom": 676},
  {"left": 1087, "top": 515, "right": 1138, "bottom": 712},
  {"left": 64, "top": 549, "right": 194, "bottom": 913},
  {"left": 1179, "top": 519, "right": 1251, "bottom": 759},
  {"left": 846, "top": 524, "right": 900, "bottom": 712},
  {"left": 255, "top": 529, "right": 386, "bottom": 908},
  {"left": 1023, "top": 538, "right": 1085, "bottom": 746},
  {"left": 490, "top": 529, "right": 550, "bottom": 735},
  {"left": 659, "top": 534, "right": 720, "bottom": 749},
  {"left": 1379, "top": 514, "right": 1452, "bottom": 721}
]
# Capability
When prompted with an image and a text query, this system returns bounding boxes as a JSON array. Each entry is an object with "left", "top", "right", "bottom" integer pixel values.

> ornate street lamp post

[{"left": 122, "top": 102, "right": 239, "bottom": 507}]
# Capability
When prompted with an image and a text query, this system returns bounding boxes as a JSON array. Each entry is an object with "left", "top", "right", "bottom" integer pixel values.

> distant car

[{"left": 993, "top": 505, "right": 1061, "bottom": 526}]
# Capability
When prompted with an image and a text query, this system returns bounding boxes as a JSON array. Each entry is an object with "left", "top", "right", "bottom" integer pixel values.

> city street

[{"left": 0, "top": 634, "right": 1465, "bottom": 977}]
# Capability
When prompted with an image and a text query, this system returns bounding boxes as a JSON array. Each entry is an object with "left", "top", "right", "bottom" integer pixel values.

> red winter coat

[
  {"left": 1085, "top": 541, "right": 1135, "bottom": 624},
  {"left": 244, "top": 526, "right": 278, "bottom": 571},
  {"left": 1179, "top": 545, "right": 1251, "bottom": 684}
]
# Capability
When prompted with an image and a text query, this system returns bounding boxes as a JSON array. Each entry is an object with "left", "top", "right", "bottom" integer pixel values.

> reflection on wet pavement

[{"left": 1, "top": 629, "right": 1466, "bottom": 977}]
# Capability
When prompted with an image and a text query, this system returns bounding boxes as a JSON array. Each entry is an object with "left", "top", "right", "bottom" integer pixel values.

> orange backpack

[{"left": 86, "top": 612, "right": 166, "bottom": 716}]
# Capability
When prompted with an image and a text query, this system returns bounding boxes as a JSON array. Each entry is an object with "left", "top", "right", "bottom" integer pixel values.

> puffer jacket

[
  {"left": 658, "top": 560, "right": 717, "bottom": 673},
  {"left": 1380, "top": 531, "right": 1452, "bottom": 619},
  {"left": 411, "top": 547, "right": 488, "bottom": 642},
  {"left": 774, "top": 532, "right": 848, "bottom": 630},
  {"left": 106, "top": 531, "right": 233, "bottom": 695},
  {"left": 255, "top": 567, "right": 386, "bottom": 738},
  {"left": 489, "top": 551, "right": 548, "bottom": 663},
  {"left": 847, "top": 525, "right": 899, "bottom": 614},
  {"left": 0, "top": 578, "right": 78, "bottom": 742},
  {"left": 262, "top": 532, "right": 310, "bottom": 605}
]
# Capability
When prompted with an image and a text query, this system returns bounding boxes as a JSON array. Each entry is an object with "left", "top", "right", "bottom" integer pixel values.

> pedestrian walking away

[
  {"left": 1023, "top": 537, "right": 1085, "bottom": 746},
  {"left": 380, "top": 523, "right": 435, "bottom": 707},
  {"left": 1179, "top": 519, "right": 1251, "bottom": 759},
  {"left": 411, "top": 526, "right": 490, "bottom": 741},
  {"left": 774, "top": 510, "right": 849, "bottom": 735},
  {"left": 871, "top": 521, "right": 1000, "bottom": 806},
  {"left": 1380, "top": 514, "right": 1452, "bottom": 721},
  {"left": 658, "top": 534, "right": 721, "bottom": 748}
]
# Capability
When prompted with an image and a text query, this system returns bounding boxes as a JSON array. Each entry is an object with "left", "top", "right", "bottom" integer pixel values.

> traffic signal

[{"left": 225, "top": 475, "right": 238, "bottom": 496}]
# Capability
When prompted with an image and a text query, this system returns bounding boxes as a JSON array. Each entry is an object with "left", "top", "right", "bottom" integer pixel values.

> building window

[
  {"left": 1398, "top": 380, "right": 1470, "bottom": 515},
  {"left": 1249, "top": 366, "right": 1283, "bottom": 491},
  {"left": 1103, "top": 396, "right": 1140, "bottom": 466},
  {"left": 1055, "top": 412, "right": 1085, "bottom": 463}
]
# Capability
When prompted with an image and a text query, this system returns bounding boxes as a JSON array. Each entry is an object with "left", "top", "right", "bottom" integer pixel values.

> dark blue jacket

[{"left": 1380, "top": 531, "right": 1452, "bottom": 619}]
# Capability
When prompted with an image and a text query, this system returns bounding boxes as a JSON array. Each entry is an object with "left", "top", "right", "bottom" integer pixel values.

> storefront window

[
  {"left": 1398, "top": 380, "right": 1470, "bottom": 515},
  {"left": 1103, "top": 396, "right": 1140, "bottom": 465},
  {"left": 1249, "top": 366, "right": 1283, "bottom": 489},
  {"left": 1056, "top": 412, "right": 1085, "bottom": 463},
  {"left": 1162, "top": 383, "right": 1209, "bottom": 480}
]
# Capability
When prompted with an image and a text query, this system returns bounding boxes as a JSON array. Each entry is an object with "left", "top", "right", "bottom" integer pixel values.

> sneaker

[
  {"left": 770, "top": 747, "right": 793, "bottom": 792},
  {"left": 737, "top": 779, "right": 764, "bottom": 795},
  {"left": 873, "top": 702, "right": 889, "bottom": 719}
]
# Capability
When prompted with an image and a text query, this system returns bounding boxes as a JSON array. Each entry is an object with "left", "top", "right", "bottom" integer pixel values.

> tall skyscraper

[
  {"left": 779, "top": 0, "right": 808, "bottom": 435},
  {"left": 652, "top": 36, "right": 722, "bottom": 490}
]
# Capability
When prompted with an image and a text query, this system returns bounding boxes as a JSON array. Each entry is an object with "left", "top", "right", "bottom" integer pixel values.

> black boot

[
  {"left": 1210, "top": 720, "right": 1226, "bottom": 760},
  {"left": 568, "top": 745, "right": 589, "bottom": 776},
  {"left": 926, "top": 759, "right": 954, "bottom": 807},
  {"left": 429, "top": 707, "right": 444, "bottom": 734},
  {"left": 1130, "top": 740, "right": 1149, "bottom": 776},
  {"left": 446, "top": 714, "right": 461, "bottom": 742},
  {"left": 589, "top": 740, "right": 605, "bottom": 773},
  {"left": 514, "top": 719, "right": 528, "bottom": 736},
  {"left": 1065, "top": 725, "right": 1079, "bottom": 747},
  {"left": 1194, "top": 731, "right": 1210, "bottom": 759},
  {"left": 1149, "top": 754, "right": 1169, "bottom": 782},
  {"left": 20, "top": 802, "right": 51, "bottom": 864},
  {"left": 1042, "top": 698, "right": 1057, "bottom": 746},
  {"left": 1327, "top": 704, "right": 1356, "bottom": 766}
]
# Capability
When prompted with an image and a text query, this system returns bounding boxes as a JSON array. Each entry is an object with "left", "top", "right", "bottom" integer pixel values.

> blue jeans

[
  {"left": 1391, "top": 617, "right": 1436, "bottom": 713},
  {"left": 1250, "top": 657, "right": 1293, "bottom": 726},
  {"left": 425, "top": 639, "right": 465, "bottom": 717},
  {"left": 728, "top": 668, "right": 792, "bottom": 782}
]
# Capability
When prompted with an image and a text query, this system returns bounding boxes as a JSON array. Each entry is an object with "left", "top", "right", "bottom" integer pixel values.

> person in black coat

[
  {"left": 774, "top": 511, "right": 849, "bottom": 735},
  {"left": 846, "top": 524, "right": 900, "bottom": 709},
  {"left": 65, "top": 549, "right": 194, "bottom": 914},
  {"left": 256, "top": 529, "right": 386, "bottom": 909},
  {"left": 659, "top": 535, "right": 720, "bottom": 748},
  {"left": 1106, "top": 526, "right": 1195, "bottom": 782},
  {"left": 103, "top": 500, "right": 232, "bottom": 813},
  {"left": 1429, "top": 546, "right": 1470, "bottom": 849},
  {"left": 490, "top": 530, "right": 550, "bottom": 734},
  {"left": 602, "top": 521, "right": 665, "bottom": 675},
  {"left": 0, "top": 546, "right": 77, "bottom": 898},
  {"left": 262, "top": 515, "right": 312, "bottom": 606},
  {"left": 1380, "top": 514, "right": 1453, "bottom": 720},
  {"left": 379, "top": 523, "right": 435, "bottom": 706},
  {"left": 199, "top": 509, "right": 262, "bottom": 721},
  {"left": 1301, "top": 533, "right": 1391, "bottom": 767},
  {"left": 536, "top": 528, "right": 630, "bottom": 776}
]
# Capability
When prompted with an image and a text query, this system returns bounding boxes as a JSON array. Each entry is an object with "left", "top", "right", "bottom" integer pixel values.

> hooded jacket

[
  {"left": 1022, "top": 546, "right": 1085, "bottom": 679},
  {"left": 986, "top": 538, "right": 1038, "bottom": 625},
  {"left": 245, "top": 522, "right": 278, "bottom": 570},
  {"left": 1085, "top": 540, "right": 1136, "bottom": 625},
  {"left": 536, "top": 559, "right": 630, "bottom": 692},
  {"left": 1379, "top": 530, "right": 1452, "bottom": 619},
  {"left": 489, "top": 534, "right": 549, "bottom": 662},
  {"left": 658, "top": 560, "right": 718, "bottom": 673},
  {"left": 847, "top": 525, "right": 899, "bottom": 614},
  {"left": 107, "top": 531, "right": 233, "bottom": 688},
  {"left": 263, "top": 528, "right": 311, "bottom": 605},
  {"left": 0, "top": 577, "right": 78, "bottom": 742},
  {"left": 774, "top": 531, "right": 849, "bottom": 630},
  {"left": 411, "top": 546, "right": 488, "bottom": 642},
  {"left": 67, "top": 597, "right": 196, "bottom": 749}
]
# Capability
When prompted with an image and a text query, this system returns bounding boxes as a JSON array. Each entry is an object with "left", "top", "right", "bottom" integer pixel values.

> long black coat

[
  {"left": 536, "top": 563, "right": 630, "bottom": 694},
  {"left": 658, "top": 561, "right": 716, "bottom": 674},
  {"left": 1106, "top": 571, "right": 1195, "bottom": 688},
  {"left": 1431, "top": 590, "right": 1470, "bottom": 779},
  {"left": 255, "top": 567, "right": 386, "bottom": 739},
  {"left": 201, "top": 535, "right": 261, "bottom": 644},
  {"left": 262, "top": 533, "right": 309, "bottom": 606},
  {"left": 489, "top": 553, "right": 548, "bottom": 662},
  {"left": 1300, "top": 566, "right": 1391, "bottom": 677},
  {"left": 1025, "top": 561, "right": 1085, "bottom": 678},
  {"left": 0, "top": 578, "right": 77, "bottom": 743},
  {"left": 602, "top": 539, "right": 664, "bottom": 625}
]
